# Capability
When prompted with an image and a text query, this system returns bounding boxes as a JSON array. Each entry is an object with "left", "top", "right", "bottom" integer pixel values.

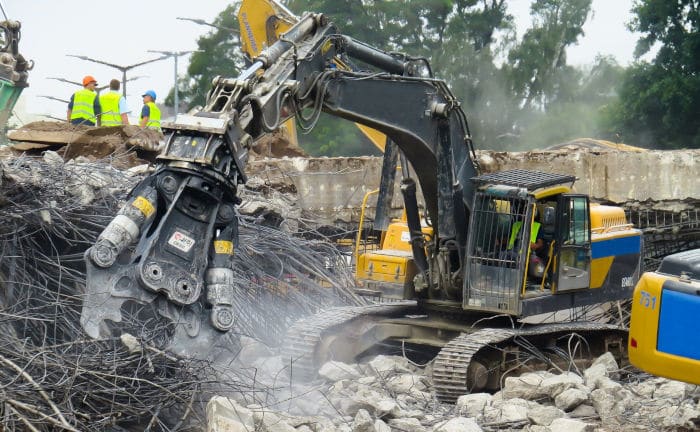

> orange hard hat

[{"left": 82, "top": 75, "right": 97, "bottom": 86}]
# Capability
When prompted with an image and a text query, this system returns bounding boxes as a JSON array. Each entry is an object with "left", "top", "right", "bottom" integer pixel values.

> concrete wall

[
  {"left": 246, "top": 148, "right": 699, "bottom": 225},
  {"left": 479, "top": 149, "right": 699, "bottom": 205},
  {"left": 247, "top": 157, "right": 388, "bottom": 226}
]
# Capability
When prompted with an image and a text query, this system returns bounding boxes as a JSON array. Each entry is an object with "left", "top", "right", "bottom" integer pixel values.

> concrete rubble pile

[
  {"left": 0, "top": 148, "right": 364, "bottom": 342},
  {"left": 209, "top": 346, "right": 700, "bottom": 432},
  {"left": 0, "top": 126, "right": 698, "bottom": 431},
  {"left": 4, "top": 121, "right": 164, "bottom": 166},
  {"left": 0, "top": 150, "right": 215, "bottom": 430},
  {"left": 0, "top": 139, "right": 359, "bottom": 430}
]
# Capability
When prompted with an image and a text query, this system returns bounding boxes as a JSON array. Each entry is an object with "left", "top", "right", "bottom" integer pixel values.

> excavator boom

[
  {"left": 81, "top": 10, "right": 478, "bottom": 359},
  {"left": 0, "top": 20, "right": 32, "bottom": 132}
]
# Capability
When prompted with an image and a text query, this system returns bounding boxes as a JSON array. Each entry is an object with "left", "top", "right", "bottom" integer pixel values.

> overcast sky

[{"left": 10, "top": 0, "right": 640, "bottom": 123}]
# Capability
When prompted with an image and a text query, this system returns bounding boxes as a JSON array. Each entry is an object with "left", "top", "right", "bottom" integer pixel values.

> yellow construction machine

[{"left": 628, "top": 249, "right": 700, "bottom": 385}]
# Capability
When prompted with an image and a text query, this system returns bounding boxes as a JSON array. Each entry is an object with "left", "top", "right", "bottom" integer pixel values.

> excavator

[{"left": 81, "top": 4, "right": 643, "bottom": 403}]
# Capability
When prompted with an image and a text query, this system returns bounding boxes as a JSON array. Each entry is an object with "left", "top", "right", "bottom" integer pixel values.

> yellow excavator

[
  {"left": 236, "top": 1, "right": 697, "bottom": 393},
  {"left": 628, "top": 249, "right": 700, "bottom": 385}
]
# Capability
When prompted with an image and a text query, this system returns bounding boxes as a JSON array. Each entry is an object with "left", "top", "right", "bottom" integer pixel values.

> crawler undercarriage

[{"left": 281, "top": 302, "right": 627, "bottom": 403}]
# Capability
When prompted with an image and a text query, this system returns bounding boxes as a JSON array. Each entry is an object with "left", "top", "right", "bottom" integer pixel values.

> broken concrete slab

[
  {"left": 478, "top": 148, "right": 699, "bottom": 204},
  {"left": 245, "top": 148, "right": 699, "bottom": 228},
  {"left": 6, "top": 121, "right": 163, "bottom": 165}
]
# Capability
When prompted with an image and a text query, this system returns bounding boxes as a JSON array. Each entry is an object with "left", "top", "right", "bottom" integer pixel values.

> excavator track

[
  {"left": 281, "top": 301, "right": 418, "bottom": 379},
  {"left": 433, "top": 328, "right": 516, "bottom": 403},
  {"left": 433, "top": 322, "right": 627, "bottom": 403}
]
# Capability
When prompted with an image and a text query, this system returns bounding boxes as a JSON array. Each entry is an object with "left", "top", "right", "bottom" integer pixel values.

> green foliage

[
  {"left": 289, "top": 0, "right": 521, "bottom": 152},
  {"left": 287, "top": 0, "right": 455, "bottom": 56},
  {"left": 173, "top": 0, "right": 644, "bottom": 153},
  {"left": 505, "top": 0, "right": 592, "bottom": 111},
  {"left": 604, "top": 0, "right": 700, "bottom": 149},
  {"left": 166, "top": 3, "right": 245, "bottom": 110},
  {"left": 519, "top": 55, "right": 626, "bottom": 149},
  {"left": 299, "top": 114, "right": 381, "bottom": 157}
]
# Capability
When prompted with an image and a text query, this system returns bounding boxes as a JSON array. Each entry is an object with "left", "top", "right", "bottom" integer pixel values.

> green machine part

[
  {"left": 0, "top": 20, "right": 32, "bottom": 133},
  {"left": 0, "top": 78, "right": 24, "bottom": 128}
]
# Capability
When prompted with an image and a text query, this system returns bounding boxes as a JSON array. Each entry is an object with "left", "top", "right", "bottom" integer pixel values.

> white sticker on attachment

[{"left": 168, "top": 230, "right": 195, "bottom": 253}]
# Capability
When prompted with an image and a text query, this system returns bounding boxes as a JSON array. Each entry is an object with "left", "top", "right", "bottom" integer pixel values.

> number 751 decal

[{"left": 639, "top": 290, "right": 657, "bottom": 310}]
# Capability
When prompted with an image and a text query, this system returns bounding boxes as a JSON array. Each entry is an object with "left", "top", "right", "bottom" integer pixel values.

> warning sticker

[
  {"left": 132, "top": 196, "right": 155, "bottom": 218},
  {"left": 214, "top": 240, "right": 234, "bottom": 255},
  {"left": 168, "top": 231, "right": 196, "bottom": 253}
]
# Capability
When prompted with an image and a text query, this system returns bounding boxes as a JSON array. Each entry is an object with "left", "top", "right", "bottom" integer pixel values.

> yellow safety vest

[
  {"left": 508, "top": 221, "right": 541, "bottom": 250},
  {"left": 142, "top": 101, "right": 161, "bottom": 129},
  {"left": 99, "top": 91, "right": 122, "bottom": 126},
  {"left": 70, "top": 88, "right": 97, "bottom": 122}
]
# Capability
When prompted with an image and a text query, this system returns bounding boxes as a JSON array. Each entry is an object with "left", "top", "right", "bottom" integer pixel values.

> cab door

[{"left": 555, "top": 194, "right": 591, "bottom": 291}]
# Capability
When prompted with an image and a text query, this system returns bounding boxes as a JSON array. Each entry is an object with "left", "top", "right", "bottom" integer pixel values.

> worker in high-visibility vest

[
  {"left": 139, "top": 89, "right": 161, "bottom": 131},
  {"left": 98, "top": 79, "right": 130, "bottom": 126},
  {"left": 501, "top": 208, "right": 546, "bottom": 262},
  {"left": 67, "top": 75, "right": 102, "bottom": 126},
  {"left": 507, "top": 218, "right": 544, "bottom": 255}
]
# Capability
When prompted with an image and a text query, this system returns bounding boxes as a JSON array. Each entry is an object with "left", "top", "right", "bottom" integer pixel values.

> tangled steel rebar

[{"left": 0, "top": 151, "right": 363, "bottom": 430}]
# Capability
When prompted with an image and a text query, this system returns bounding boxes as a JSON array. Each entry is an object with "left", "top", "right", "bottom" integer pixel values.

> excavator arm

[
  {"left": 81, "top": 11, "right": 478, "bottom": 357},
  {"left": 237, "top": 0, "right": 396, "bottom": 154}
]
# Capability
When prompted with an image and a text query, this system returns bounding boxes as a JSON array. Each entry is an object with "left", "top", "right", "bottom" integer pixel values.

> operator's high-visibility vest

[
  {"left": 142, "top": 101, "right": 161, "bottom": 129},
  {"left": 70, "top": 88, "right": 97, "bottom": 123},
  {"left": 508, "top": 221, "right": 541, "bottom": 250},
  {"left": 99, "top": 91, "right": 122, "bottom": 126}
]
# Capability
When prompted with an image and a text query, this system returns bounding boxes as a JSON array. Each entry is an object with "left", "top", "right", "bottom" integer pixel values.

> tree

[
  {"left": 286, "top": 0, "right": 516, "bottom": 153},
  {"left": 287, "top": 0, "right": 458, "bottom": 56},
  {"left": 172, "top": 3, "right": 246, "bottom": 110},
  {"left": 175, "top": 0, "right": 608, "bottom": 153},
  {"left": 505, "top": 0, "right": 592, "bottom": 111},
  {"left": 603, "top": 0, "right": 700, "bottom": 149},
  {"left": 521, "top": 56, "right": 626, "bottom": 148}
]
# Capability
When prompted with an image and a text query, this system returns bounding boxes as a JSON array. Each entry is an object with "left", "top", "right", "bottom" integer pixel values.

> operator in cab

[{"left": 506, "top": 208, "right": 545, "bottom": 258}]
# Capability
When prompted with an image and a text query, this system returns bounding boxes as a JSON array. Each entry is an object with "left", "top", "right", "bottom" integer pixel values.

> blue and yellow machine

[
  {"left": 356, "top": 170, "right": 643, "bottom": 318},
  {"left": 629, "top": 249, "right": 700, "bottom": 385}
]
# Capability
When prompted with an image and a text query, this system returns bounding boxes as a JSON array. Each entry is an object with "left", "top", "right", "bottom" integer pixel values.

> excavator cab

[
  {"left": 464, "top": 170, "right": 640, "bottom": 317},
  {"left": 354, "top": 169, "right": 641, "bottom": 319},
  {"left": 464, "top": 171, "right": 579, "bottom": 313}
]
